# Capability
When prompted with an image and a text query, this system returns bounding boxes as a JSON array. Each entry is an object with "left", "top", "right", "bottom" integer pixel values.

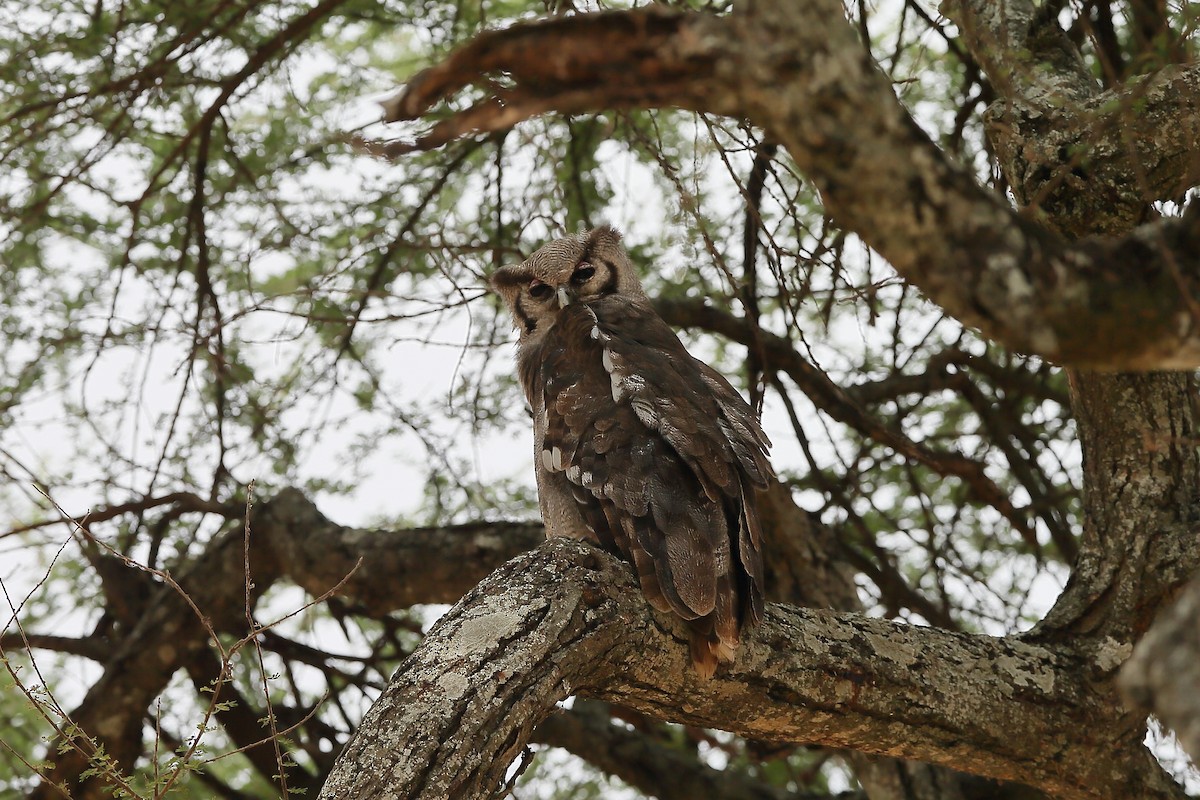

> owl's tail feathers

[
  {"left": 737, "top": 477, "right": 767, "bottom": 628},
  {"left": 689, "top": 629, "right": 738, "bottom": 680},
  {"left": 685, "top": 487, "right": 767, "bottom": 679},
  {"left": 688, "top": 577, "right": 741, "bottom": 679}
]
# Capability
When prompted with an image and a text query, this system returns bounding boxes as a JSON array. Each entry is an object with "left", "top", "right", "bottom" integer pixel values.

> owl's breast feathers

[{"left": 520, "top": 296, "right": 772, "bottom": 677}]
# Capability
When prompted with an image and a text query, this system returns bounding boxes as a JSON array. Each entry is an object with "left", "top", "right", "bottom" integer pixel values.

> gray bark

[
  {"left": 1032, "top": 372, "right": 1200, "bottom": 646},
  {"left": 944, "top": 0, "right": 1200, "bottom": 235},
  {"left": 18, "top": 0, "right": 1200, "bottom": 796},
  {"left": 317, "top": 537, "right": 1181, "bottom": 800},
  {"left": 384, "top": 1, "right": 1200, "bottom": 370},
  {"left": 1121, "top": 573, "right": 1200, "bottom": 762}
]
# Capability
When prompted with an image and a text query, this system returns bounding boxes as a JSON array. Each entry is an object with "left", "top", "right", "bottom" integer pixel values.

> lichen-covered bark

[
  {"left": 697, "top": 1, "right": 1200, "bottom": 370},
  {"left": 1033, "top": 372, "right": 1200, "bottom": 646},
  {"left": 1035, "top": 370, "right": 1200, "bottom": 785},
  {"left": 944, "top": 0, "right": 1200, "bottom": 237},
  {"left": 759, "top": 484, "right": 980, "bottom": 800},
  {"left": 318, "top": 538, "right": 1183, "bottom": 800},
  {"left": 316, "top": 540, "right": 624, "bottom": 800},
  {"left": 383, "top": 1, "right": 1200, "bottom": 369},
  {"left": 1122, "top": 573, "right": 1200, "bottom": 762},
  {"left": 15, "top": 0, "right": 1200, "bottom": 796},
  {"left": 944, "top": 2, "right": 1200, "bottom": 774}
]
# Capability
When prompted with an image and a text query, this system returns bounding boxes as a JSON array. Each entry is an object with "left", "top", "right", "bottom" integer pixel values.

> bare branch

[
  {"left": 377, "top": 3, "right": 1200, "bottom": 369},
  {"left": 27, "top": 489, "right": 544, "bottom": 798},
  {"left": 656, "top": 297, "right": 1040, "bottom": 545},
  {"left": 262, "top": 489, "right": 545, "bottom": 612},
  {"left": 378, "top": 8, "right": 725, "bottom": 153},
  {"left": 534, "top": 701, "right": 814, "bottom": 800},
  {"left": 317, "top": 538, "right": 1183, "bottom": 800},
  {"left": 3, "top": 491, "right": 237, "bottom": 538}
]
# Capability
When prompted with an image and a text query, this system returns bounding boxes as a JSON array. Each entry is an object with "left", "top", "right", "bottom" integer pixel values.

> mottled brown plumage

[{"left": 491, "top": 226, "right": 772, "bottom": 677}]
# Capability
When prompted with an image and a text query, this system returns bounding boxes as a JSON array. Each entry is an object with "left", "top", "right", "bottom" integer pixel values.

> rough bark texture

[
  {"left": 1033, "top": 372, "right": 1200, "bottom": 646},
  {"left": 317, "top": 537, "right": 1181, "bottom": 800},
  {"left": 945, "top": 0, "right": 1200, "bottom": 236},
  {"left": 384, "top": 0, "right": 1200, "bottom": 369},
  {"left": 1122, "top": 573, "right": 1200, "bottom": 761},
  {"left": 25, "top": 0, "right": 1200, "bottom": 796}
]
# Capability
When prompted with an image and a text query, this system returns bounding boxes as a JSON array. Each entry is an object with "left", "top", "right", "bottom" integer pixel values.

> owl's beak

[{"left": 556, "top": 286, "right": 573, "bottom": 308}]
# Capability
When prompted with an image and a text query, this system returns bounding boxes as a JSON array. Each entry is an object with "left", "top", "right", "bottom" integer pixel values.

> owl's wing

[
  {"left": 534, "top": 299, "right": 770, "bottom": 674},
  {"left": 537, "top": 308, "right": 725, "bottom": 619},
  {"left": 593, "top": 297, "right": 771, "bottom": 627}
]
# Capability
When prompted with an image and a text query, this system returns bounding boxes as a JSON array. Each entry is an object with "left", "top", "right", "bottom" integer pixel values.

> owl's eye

[
  {"left": 571, "top": 263, "right": 596, "bottom": 285},
  {"left": 529, "top": 281, "right": 553, "bottom": 300}
]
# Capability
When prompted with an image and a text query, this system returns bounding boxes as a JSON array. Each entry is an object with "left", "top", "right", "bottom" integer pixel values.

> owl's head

[{"left": 490, "top": 226, "right": 648, "bottom": 339}]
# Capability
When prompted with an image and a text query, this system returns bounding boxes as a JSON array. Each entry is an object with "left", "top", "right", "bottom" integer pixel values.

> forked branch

[{"left": 374, "top": 2, "right": 1200, "bottom": 370}]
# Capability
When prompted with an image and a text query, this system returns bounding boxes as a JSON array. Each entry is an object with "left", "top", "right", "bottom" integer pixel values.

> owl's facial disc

[{"left": 556, "top": 261, "right": 603, "bottom": 307}]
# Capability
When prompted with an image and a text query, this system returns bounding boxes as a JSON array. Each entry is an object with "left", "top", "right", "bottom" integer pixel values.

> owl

[{"left": 491, "top": 226, "right": 772, "bottom": 678}]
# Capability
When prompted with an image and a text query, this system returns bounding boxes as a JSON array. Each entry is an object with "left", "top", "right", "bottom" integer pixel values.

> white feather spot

[
  {"left": 581, "top": 470, "right": 593, "bottom": 486},
  {"left": 551, "top": 446, "right": 564, "bottom": 472},
  {"left": 541, "top": 449, "right": 554, "bottom": 472},
  {"left": 601, "top": 348, "right": 614, "bottom": 373},
  {"left": 590, "top": 326, "right": 601, "bottom": 340},
  {"left": 610, "top": 373, "right": 624, "bottom": 402},
  {"left": 566, "top": 465, "right": 581, "bottom": 483},
  {"left": 632, "top": 397, "right": 658, "bottom": 428}
]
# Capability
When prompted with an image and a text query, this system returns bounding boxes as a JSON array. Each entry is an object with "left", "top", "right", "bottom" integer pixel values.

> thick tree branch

[
  {"left": 379, "top": 7, "right": 722, "bottom": 154},
  {"left": 943, "top": 4, "right": 1200, "bottom": 766},
  {"left": 0, "top": 633, "right": 109, "bottom": 661},
  {"left": 260, "top": 490, "right": 544, "bottom": 612},
  {"left": 1032, "top": 372, "right": 1200, "bottom": 646},
  {"left": 380, "top": 3, "right": 1200, "bottom": 369},
  {"left": 534, "top": 701, "right": 815, "bottom": 800},
  {"left": 943, "top": 0, "right": 1200, "bottom": 235},
  {"left": 317, "top": 538, "right": 1182, "bottom": 800},
  {"left": 29, "top": 506, "right": 275, "bottom": 800},
  {"left": 1121, "top": 570, "right": 1200, "bottom": 762},
  {"left": 942, "top": 0, "right": 1095, "bottom": 104},
  {"left": 27, "top": 489, "right": 543, "bottom": 799},
  {"left": 758, "top": 484, "right": 987, "bottom": 799}
]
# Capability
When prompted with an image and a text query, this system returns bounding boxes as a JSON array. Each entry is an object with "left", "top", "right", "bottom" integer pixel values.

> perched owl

[{"left": 491, "top": 226, "right": 772, "bottom": 677}]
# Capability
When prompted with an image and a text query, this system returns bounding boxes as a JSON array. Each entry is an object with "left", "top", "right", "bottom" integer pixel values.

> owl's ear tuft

[
  {"left": 489, "top": 264, "right": 528, "bottom": 292},
  {"left": 587, "top": 225, "right": 624, "bottom": 249}
]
